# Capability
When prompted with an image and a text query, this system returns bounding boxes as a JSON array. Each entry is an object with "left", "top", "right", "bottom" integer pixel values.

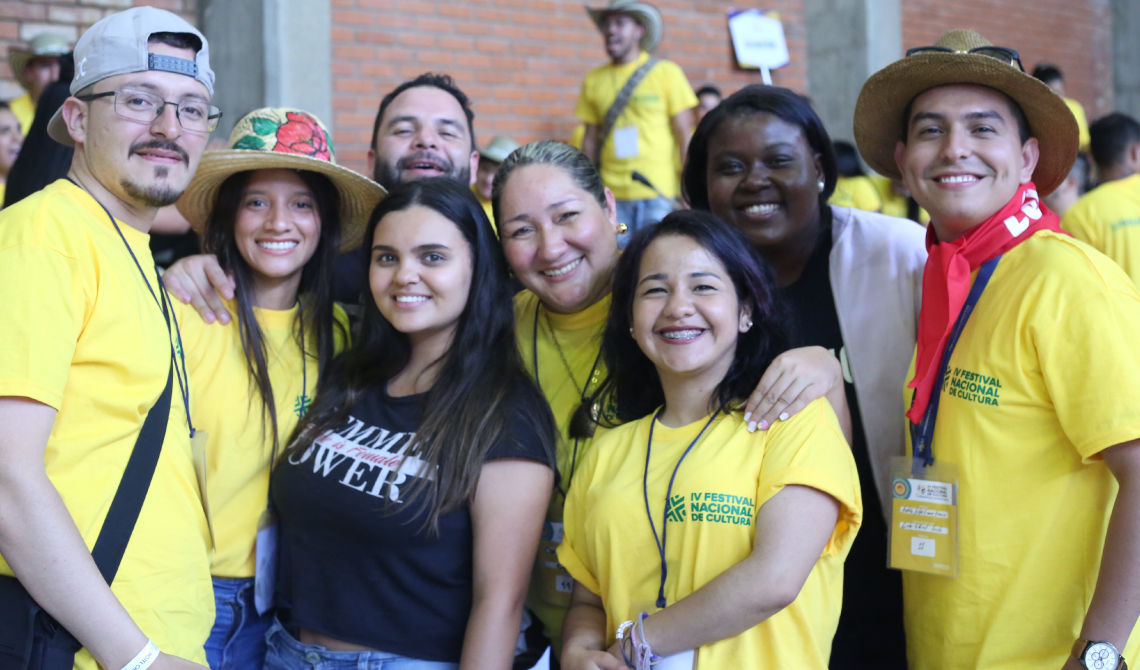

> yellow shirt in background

[
  {"left": 1062, "top": 173, "right": 1140, "bottom": 284},
  {"left": 1065, "top": 97, "right": 1091, "bottom": 150},
  {"left": 0, "top": 179, "right": 213, "bottom": 668},
  {"left": 559, "top": 401, "right": 861, "bottom": 668},
  {"left": 10, "top": 92, "right": 34, "bottom": 135},
  {"left": 870, "top": 174, "right": 929, "bottom": 224},
  {"left": 472, "top": 185, "right": 495, "bottom": 232},
  {"left": 829, "top": 175, "right": 882, "bottom": 212},
  {"left": 175, "top": 298, "right": 349, "bottom": 578},
  {"left": 576, "top": 51, "right": 697, "bottom": 201},
  {"left": 902, "top": 231, "right": 1140, "bottom": 669},
  {"left": 514, "top": 289, "right": 611, "bottom": 653},
  {"left": 0, "top": 183, "right": 7, "bottom": 208}
]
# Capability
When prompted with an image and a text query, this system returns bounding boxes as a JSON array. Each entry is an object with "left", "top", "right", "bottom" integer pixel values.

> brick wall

[
  {"left": 330, "top": 0, "right": 808, "bottom": 175},
  {"left": 0, "top": 0, "right": 196, "bottom": 102},
  {"left": 902, "top": 0, "right": 1114, "bottom": 120}
]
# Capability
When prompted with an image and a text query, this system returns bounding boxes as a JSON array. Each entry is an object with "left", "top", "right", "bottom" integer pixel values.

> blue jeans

[
  {"left": 264, "top": 619, "right": 460, "bottom": 670},
  {"left": 205, "top": 577, "right": 273, "bottom": 670},
  {"left": 615, "top": 197, "right": 674, "bottom": 249}
]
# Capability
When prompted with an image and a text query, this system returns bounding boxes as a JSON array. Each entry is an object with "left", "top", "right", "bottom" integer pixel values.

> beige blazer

[{"left": 828, "top": 205, "right": 927, "bottom": 519}]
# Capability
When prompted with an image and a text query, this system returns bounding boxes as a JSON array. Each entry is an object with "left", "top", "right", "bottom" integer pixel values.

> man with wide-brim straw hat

[
  {"left": 472, "top": 135, "right": 520, "bottom": 225},
  {"left": 577, "top": 0, "right": 696, "bottom": 246},
  {"left": 855, "top": 28, "right": 1140, "bottom": 670},
  {"left": 7, "top": 32, "right": 71, "bottom": 134},
  {"left": 177, "top": 107, "right": 385, "bottom": 254}
]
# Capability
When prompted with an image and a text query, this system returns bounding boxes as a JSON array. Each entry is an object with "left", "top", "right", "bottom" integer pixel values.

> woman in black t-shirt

[{"left": 269, "top": 178, "right": 558, "bottom": 670}]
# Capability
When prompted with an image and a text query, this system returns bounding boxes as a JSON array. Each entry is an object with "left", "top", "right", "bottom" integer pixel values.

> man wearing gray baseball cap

[{"left": 0, "top": 7, "right": 219, "bottom": 670}]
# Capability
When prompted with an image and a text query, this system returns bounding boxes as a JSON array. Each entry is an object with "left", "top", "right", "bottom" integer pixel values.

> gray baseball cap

[{"left": 48, "top": 6, "right": 214, "bottom": 146}]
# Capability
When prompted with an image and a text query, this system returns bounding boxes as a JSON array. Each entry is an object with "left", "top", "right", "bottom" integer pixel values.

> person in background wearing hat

[
  {"left": 1087, "top": 112, "right": 1140, "bottom": 185},
  {"left": 0, "top": 101, "right": 24, "bottom": 206},
  {"left": 1033, "top": 63, "right": 1091, "bottom": 151},
  {"left": 171, "top": 107, "right": 384, "bottom": 670},
  {"left": 474, "top": 134, "right": 520, "bottom": 227},
  {"left": 578, "top": 0, "right": 696, "bottom": 246},
  {"left": 856, "top": 29, "right": 1140, "bottom": 670},
  {"left": 0, "top": 7, "right": 220, "bottom": 670},
  {"left": 7, "top": 32, "right": 70, "bottom": 135}
]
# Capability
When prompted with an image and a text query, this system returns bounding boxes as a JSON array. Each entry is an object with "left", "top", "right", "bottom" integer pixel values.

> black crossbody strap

[{"left": 595, "top": 56, "right": 660, "bottom": 168}]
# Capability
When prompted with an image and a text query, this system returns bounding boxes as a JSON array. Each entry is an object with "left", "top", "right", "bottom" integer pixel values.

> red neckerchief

[{"left": 907, "top": 182, "right": 1066, "bottom": 424}]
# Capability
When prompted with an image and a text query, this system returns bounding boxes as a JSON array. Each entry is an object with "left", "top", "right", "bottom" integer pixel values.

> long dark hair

[
  {"left": 591, "top": 210, "right": 791, "bottom": 423},
  {"left": 200, "top": 169, "right": 345, "bottom": 453},
  {"left": 683, "top": 85, "right": 838, "bottom": 211},
  {"left": 287, "top": 177, "right": 556, "bottom": 531}
]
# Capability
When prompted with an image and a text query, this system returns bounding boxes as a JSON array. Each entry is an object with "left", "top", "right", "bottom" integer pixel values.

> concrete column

[
  {"left": 198, "top": 0, "right": 331, "bottom": 141},
  {"left": 804, "top": 0, "right": 902, "bottom": 145},
  {"left": 1112, "top": 0, "right": 1140, "bottom": 120}
]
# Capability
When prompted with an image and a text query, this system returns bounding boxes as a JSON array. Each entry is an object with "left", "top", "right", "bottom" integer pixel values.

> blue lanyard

[
  {"left": 910, "top": 255, "right": 1001, "bottom": 467},
  {"left": 643, "top": 409, "right": 719, "bottom": 609}
]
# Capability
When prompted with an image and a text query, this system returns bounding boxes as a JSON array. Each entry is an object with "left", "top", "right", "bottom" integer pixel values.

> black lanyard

[
  {"left": 909, "top": 255, "right": 1001, "bottom": 467},
  {"left": 69, "top": 178, "right": 194, "bottom": 436},
  {"left": 643, "top": 409, "right": 719, "bottom": 608},
  {"left": 531, "top": 300, "right": 603, "bottom": 497}
]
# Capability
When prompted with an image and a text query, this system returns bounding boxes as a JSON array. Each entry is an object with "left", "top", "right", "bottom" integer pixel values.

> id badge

[
  {"left": 254, "top": 507, "right": 279, "bottom": 615},
  {"left": 190, "top": 430, "right": 215, "bottom": 551},
  {"left": 612, "top": 126, "right": 639, "bottom": 159},
  {"left": 537, "top": 520, "right": 573, "bottom": 607},
  {"left": 627, "top": 602, "right": 696, "bottom": 669},
  {"left": 888, "top": 457, "right": 958, "bottom": 577}
]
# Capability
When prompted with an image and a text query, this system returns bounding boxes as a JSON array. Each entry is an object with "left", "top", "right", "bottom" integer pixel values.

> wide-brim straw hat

[
  {"left": 586, "top": 0, "right": 662, "bottom": 54},
  {"left": 854, "top": 29, "right": 1078, "bottom": 196},
  {"left": 478, "top": 135, "right": 521, "bottom": 164},
  {"left": 177, "top": 108, "right": 386, "bottom": 253},
  {"left": 9, "top": 33, "right": 70, "bottom": 91}
]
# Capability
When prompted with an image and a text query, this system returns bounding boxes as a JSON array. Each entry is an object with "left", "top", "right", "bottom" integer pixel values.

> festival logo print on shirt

[
  {"left": 672, "top": 491, "right": 756, "bottom": 526},
  {"left": 943, "top": 367, "right": 1002, "bottom": 407},
  {"left": 286, "top": 416, "right": 432, "bottom": 501}
]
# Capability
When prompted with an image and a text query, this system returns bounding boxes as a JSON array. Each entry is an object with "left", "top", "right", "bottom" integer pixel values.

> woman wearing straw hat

[
  {"left": 7, "top": 32, "right": 70, "bottom": 134},
  {"left": 171, "top": 107, "right": 385, "bottom": 670}
]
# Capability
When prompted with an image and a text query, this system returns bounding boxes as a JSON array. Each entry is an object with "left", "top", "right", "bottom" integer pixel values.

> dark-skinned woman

[{"left": 683, "top": 84, "right": 927, "bottom": 669}]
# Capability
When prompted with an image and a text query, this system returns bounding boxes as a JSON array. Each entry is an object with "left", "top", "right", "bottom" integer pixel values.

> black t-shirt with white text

[{"left": 271, "top": 384, "right": 553, "bottom": 662}]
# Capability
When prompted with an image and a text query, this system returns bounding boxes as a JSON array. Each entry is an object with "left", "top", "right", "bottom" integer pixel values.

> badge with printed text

[
  {"left": 612, "top": 126, "right": 640, "bottom": 159},
  {"left": 888, "top": 457, "right": 958, "bottom": 578},
  {"left": 537, "top": 520, "right": 573, "bottom": 607}
]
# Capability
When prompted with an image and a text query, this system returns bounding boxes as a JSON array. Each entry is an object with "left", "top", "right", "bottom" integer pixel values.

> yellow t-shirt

[
  {"left": 10, "top": 91, "right": 34, "bottom": 136},
  {"left": 1062, "top": 173, "right": 1140, "bottom": 284},
  {"left": 558, "top": 401, "right": 861, "bottom": 668},
  {"left": 0, "top": 179, "right": 213, "bottom": 668},
  {"left": 902, "top": 230, "right": 1140, "bottom": 670},
  {"left": 870, "top": 174, "right": 930, "bottom": 224},
  {"left": 174, "top": 298, "right": 349, "bottom": 578},
  {"left": 472, "top": 185, "right": 496, "bottom": 232},
  {"left": 514, "top": 289, "right": 611, "bottom": 651},
  {"left": 576, "top": 52, "right": 697, "bottom": 201},
  {"left": 829, "top": 175, "right": 882, "bottom": 212},
  {"left": 0, "top": 183, "right": 6, "bottom": 208},
  {"left": 1065, "top": 97, "right": 1091, "bottom": 150}
]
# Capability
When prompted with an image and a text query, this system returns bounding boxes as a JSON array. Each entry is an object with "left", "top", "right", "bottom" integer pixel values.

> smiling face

[
  {"left": 600, "top": 13, "right": 644, "bottom": 63},
  {"left": 632, "top": 234, "right": 750, "bottom": 383},
  {"left": 234, "top": 169, "right": 323, "bottom": 296},
  {"left": 895, "top": 84, "right": 1038, "bottom": 241},
  {"left": 70, "top": 42, "right": 211, "bottom": 209},
  {"left": 370, "top": 204, "right": 474, "bottom": 345},
  {"left": 705, "top": 112, "right": 824, "bottom": 252},
  {"left": 370, "top": 86, "right": 478, "bottom": 190},
  {"left": 0, "top": 108, "right": 23, "bottom": 178},
  {"left": 498, "top": 163, "right": 621, "bottom": 314}
]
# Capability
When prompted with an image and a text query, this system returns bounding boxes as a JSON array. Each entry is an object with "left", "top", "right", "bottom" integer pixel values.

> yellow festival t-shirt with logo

[
  {"left": 173, "top": 298, "right": 349, "bottom": 578},
  {"left": 0, "top": 179, "right": 213, "bottom": 668},
  {"left": 829, "top": 175, "right": 882, "bottom": 212},
  {"left": 1062, "top": 173, "right": 1140, "bottom": 284},
  {"left": 901, "top": 230, "right": 1140, "bottom": 670},
  {"left": 10, "top": 91, "right": 34, "bottom": 135},
  {"left": 559, "top": 401, "right": 862, "bottom": 668},
  {"left": 514, "top": 289, "right": 611, "bottom": 652},
  {"left": 576, "top": 51, "right": 697, "bottom": 201}
]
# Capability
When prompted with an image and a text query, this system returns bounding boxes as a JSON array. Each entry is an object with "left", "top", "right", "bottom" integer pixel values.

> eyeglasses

[
  {"left": 77, "top": 87, "right": 222, "bottom": 133},
  {"left": 904, "top": 46, "right": 1025, "bottom": 72}
]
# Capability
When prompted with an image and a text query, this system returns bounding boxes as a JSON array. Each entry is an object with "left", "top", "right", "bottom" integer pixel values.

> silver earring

[
  {"left": 744, "top": 319, "right": 753, "bottom": 330},
  {"left": 817, "top": 179, "right": 826, "bottom": 192},
  {"left": 629, "top": 327, "right": 634, "bottom": 336}
]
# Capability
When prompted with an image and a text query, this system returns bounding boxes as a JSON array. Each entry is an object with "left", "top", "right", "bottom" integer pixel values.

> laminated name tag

[
  {"left": 254, "top": 506, "right": 279, "bottom": 615},
  {"left": 190, "top": 430, "right": 215, "bottom": 551},
  {"left": 888, "top": 457, "right": 958, "bottom": 578},
  {"left": 537, "top": 520, "right": 573, "bottom": 607},
  {"left": 612, "top": 126, "right": 640, "bottom": 159}
]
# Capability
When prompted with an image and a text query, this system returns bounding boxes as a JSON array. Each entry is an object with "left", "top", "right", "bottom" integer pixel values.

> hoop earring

[{"left": 618, "top": 222, "right": 629, "bottom": 234}]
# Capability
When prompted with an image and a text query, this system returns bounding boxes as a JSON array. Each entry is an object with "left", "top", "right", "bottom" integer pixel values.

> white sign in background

[{"left": 728, "top": 9, "right": 789, "bottom": 84}]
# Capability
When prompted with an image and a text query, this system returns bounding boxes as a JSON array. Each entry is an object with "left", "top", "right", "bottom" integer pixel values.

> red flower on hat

[{"left": 275, "top": 112, "right": 330, "bottom": 160}]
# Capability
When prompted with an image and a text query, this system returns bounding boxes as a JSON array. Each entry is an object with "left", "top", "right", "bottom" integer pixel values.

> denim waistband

[{"left": 265, "top": 618, "right": 459, "bottom": 670}]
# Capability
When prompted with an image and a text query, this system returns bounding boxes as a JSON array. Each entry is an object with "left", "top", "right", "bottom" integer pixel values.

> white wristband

[{"left": 119, "top": 639, "right": 160, "bottom": 670}]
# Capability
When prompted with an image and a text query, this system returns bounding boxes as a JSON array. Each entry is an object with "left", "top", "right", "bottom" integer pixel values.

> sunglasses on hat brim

[{"left": 904, "top": 45, "right": 1024, "bottom": 72}]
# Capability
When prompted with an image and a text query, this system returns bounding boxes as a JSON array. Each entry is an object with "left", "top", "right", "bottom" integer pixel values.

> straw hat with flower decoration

[
  {"left": 177, "top": 108, "right": 386, "bottom": 252},
  {"left": 853, "top": 29, "right": 1078, "bottom": 196},
  {"left": 585, "top": 0, "right": 663, "bottom": 54}
]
